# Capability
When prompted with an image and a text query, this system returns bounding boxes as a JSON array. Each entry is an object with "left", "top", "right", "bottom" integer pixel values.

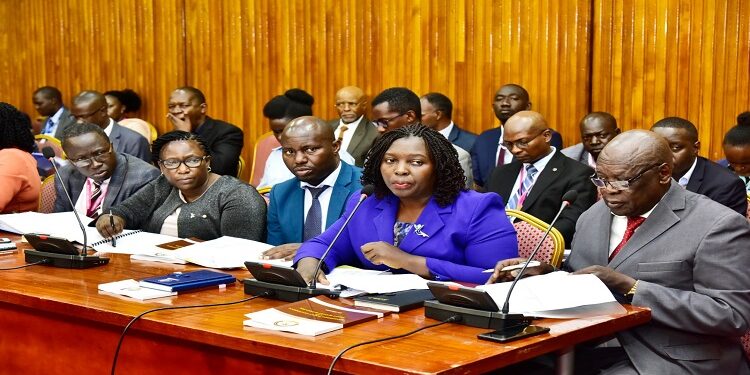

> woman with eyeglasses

[
  {"left": 0, "top": 102, "right": 41, "bottom": 213},
  {"left": 96, "top": 131, "right": 266, "bottom": 241}
]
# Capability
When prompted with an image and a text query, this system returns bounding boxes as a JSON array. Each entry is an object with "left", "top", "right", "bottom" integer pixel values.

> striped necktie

[
  {"left": 507, "top": 164, "right": 538, "bottom": 210},
  {"left": 87, "top": 181, "right": 102, "bottom": 218}
]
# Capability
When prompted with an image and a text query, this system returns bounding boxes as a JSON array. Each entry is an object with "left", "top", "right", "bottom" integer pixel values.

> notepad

[{"left": 139, "top": 270, "right": 236, "bottom": 292}]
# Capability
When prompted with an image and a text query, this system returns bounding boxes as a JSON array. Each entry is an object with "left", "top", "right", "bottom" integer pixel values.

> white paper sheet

[
  {"left": 171, "top": 236, "right": 291, "bottom": 269},
  {"left": 98, "top": 279, "right": 177, "bottom": 300}
]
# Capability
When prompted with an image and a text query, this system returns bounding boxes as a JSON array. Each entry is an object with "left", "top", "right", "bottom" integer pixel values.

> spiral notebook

[
  {"left": 90, "top": 230, "right": 144, "bottom": 247},
  {"left": 90, "top": 230, "right": 190, "bottom": 255}
]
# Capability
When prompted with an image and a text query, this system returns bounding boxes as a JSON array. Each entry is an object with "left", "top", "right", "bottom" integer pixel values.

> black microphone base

[
  {"left": 24, "top": 250, "right": 110, "bottom": 269},
  {"left": 424, "top": 300, "right": 533, "bottom": 331},
  {"left": 243, "top": 279, "right": 340, "bottom": 302}
]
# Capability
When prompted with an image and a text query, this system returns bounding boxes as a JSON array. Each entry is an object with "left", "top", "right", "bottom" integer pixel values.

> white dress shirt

[
  {"left": 495, "top": 126, "right": 514, "bottom": 165},
  {"left": 677, "top": 158, "right": 698, "bottom": 187},
  {"left": 103, "top": 118, "right": 115, "bottom": 137},
  {"left": 42, "top": 107, "right": 65, "bottom": 136},
  {"left": 437, "top": 122, "right": 455, "bottom": 140},
  {"left": 300, "top": 162, "right": 343, "bottom": 232},
  {"left": 337, "top": 116, "right": 364, "bottom": 152},
  {"left": 73, "top": 177, "right": 111, "bottom": 218}
]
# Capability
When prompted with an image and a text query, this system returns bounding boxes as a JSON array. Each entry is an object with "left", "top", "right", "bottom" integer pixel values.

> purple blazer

[{"left": 294, "top": 190, "right": 518, "bottom": 283}]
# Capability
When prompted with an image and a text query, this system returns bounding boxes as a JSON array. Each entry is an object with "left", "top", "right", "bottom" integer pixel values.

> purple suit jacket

[{"left": 294, "top": 190, "right": 518, "bottom": 283}]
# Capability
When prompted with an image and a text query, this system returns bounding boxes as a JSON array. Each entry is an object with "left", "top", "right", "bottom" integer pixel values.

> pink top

[{"left": 0, "top": 148, "right": 41, "bottom": 213}]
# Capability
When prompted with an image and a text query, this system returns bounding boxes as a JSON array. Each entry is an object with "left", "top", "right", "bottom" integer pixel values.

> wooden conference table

[{"left": 0, "top": 234, "right": 650, "bottom": 374}]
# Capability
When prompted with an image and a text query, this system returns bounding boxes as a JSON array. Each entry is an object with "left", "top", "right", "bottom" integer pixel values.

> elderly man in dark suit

[
  {"left": 329, "top": 86, "right": 378, "bottom": 167},
  {"left": 53, "top": 123, "right": 160, "bottom": 217},
  {"left": 470, "top": 84, "right": 564, "bottom": 188},
  {"left": 490, "top": 130, "right": 750, "bottom": 374},
  {"left": 420, "top": 92, "right": 477, "bottom": 153},
  {"left": 32, "top": 86, "right": 76, "bottom": 138},
  {"left": 71, "top": 91, "right": 151, "bottom": 162},
  {"left": 486, "top": 111, "right": 596, "bottom": 246},
  {"left": 166, "top": 86, "right": 244, "bottom": 176},
  {"left": 651, "top": 116, "right": 747, "bottom": 215}
]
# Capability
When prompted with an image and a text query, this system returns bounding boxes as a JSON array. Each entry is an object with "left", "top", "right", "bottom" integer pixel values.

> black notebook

[{"left": 353, "top": 289, "right": 435, "bottom": 312}]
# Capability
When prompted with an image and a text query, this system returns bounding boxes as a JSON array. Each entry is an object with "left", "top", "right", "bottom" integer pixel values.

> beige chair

[
  {"left": 237, "top": 155, "right": 246, "bottom": 178},
  {"left": 34, "top": 134, "right": 65, "bottom": 159},
  {"left": 118, "top": 118, "right": 152, "bottom": 141},
  {"left": 38, "top": 175, "right": 57, "bottom": 213},
  {"left": 505, "top": 209, "right": 565, "bottom": 268},
  {"left": 746, "top": 194, "right": 750, "bottom": 221},
  {"left": 250, "top": 131, "right": 281, "bottom": 187}
]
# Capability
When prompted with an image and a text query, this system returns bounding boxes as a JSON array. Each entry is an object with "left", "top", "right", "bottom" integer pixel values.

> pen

[{"left": 109, "top": 210, "right": 117, "bottom": 248}]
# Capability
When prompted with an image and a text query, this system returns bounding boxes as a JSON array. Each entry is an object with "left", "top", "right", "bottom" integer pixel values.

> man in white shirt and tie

[{"left": 329, "top": 86, "right": 379, "bottom": 167}]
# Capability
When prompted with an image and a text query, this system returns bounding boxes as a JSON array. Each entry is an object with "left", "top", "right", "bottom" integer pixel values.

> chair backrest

[
  {"left": 118, "top": 118, "right": 152, "bottom": 141},
  {"left": 257, "top": 186, "right": 271, "bottom": 206},
  {"left": 250, "top": 131, "right": 281, "bottom": 187},
  {"left": 38, "top": 175, "right": 57, "bottom": 213},
  {"left": 742, "top": 331, "right": 750, "bottom": 361},
  {"left": 34, "top": 134, "right": 66, "bottom": 159},
  {"left": 148, "top": 122, "right": 158, "bottom": 142},
  {"left": 746, "top": 194, "right": 750, "bottom": 221},
  {"left": 506, "top": 209, "right": 565, "bottom": 268},
  {"left": 237, "top": 155, "right": 246, "bottom": 178}
]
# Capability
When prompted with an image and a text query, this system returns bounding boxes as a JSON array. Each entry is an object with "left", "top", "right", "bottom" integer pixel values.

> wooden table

[{"left": 0, "top": 235, "right": 650, "bottom": 374}]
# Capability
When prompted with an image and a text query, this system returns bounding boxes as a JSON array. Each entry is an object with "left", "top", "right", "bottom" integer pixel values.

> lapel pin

[
  {"left": 413, "top": 224, "right": 429, "bottom": 238},
  {"left": 552, "top": 168, "right": 558, "bottom": 172},
  {"left": 190, "top": 213, "right": 195, "bottom": 218}
]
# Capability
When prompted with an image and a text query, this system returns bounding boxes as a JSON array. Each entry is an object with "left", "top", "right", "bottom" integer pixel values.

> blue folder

[{"left": 139, "top": 270, "right": 236, "bottom": 292}]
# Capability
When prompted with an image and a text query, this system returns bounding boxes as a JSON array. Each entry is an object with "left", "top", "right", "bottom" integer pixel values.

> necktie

[
  {"left": 609, "top": 216, "right": 646, "bottom": 261},
  {"left": 87, "top": 181, "right": 102, "bottom": 218},
  {"left": 496, "top": 147, "right": 506, "bottom": 166},
  {"left": 43, "top": 118, "right": 54, "bottom": 134},
  {"left": 741, "top": 176, "right": 750, "bottom": 192},
  {"left": 303, "top": 186, "right": 330, "bottom": 241},
  {"left": 337, "top": 125, "right": 348, "bottom": 142},
  {"left": 507, "top": 164, "right": 538, "bottom": 210}
]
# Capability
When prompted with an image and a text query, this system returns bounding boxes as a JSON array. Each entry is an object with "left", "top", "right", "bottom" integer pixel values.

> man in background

[
  {"left": 329, "top": 86, "right": 378, "bottom": 167},
  {"left": 420, "top": 92, "right": 477, "bottom": 152},
  {"left": 562, "top": 112, "right": 620, "bottom": 168},
  {"left": 32, "top": 86, "right": 76, "bottom": 138}
]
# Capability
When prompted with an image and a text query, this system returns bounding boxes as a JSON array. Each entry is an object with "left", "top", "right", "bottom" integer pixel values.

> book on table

[
  {"left": 139, "top": 270, "right": 236, "bottom": 292},
  {"left": 353, "top": 289, "right": 435, "bottom": 312},
  {"left": 243, "top": 296, "right": 389, "bottom": 336}
]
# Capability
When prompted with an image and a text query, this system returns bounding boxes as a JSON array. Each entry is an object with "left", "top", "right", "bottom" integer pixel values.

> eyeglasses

[
  {"left": 72, "top": 105, "right": 107, "bottom": 120},
  {"left": 70, "top": 146, "right": 113, "bottom": 167},
  {"left": 373, "top": 113, "right": 407, "bottom": 130},
  {"left": 501, "top": 129, "right": 547, "bottom": 150},
  {"left": 160, "top": 156, "right": 209, "bottom": 170},
  {"left": 590, "top": 163, "right": 664, "bottom": 191}
]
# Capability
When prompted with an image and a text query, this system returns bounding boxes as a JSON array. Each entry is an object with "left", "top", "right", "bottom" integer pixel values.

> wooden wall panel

[
  {"left": 0, "top": 0, "right": 184, "bottom": 136},
  {"left": 592, "top": 0, "right": 750, "bottom": 160}
]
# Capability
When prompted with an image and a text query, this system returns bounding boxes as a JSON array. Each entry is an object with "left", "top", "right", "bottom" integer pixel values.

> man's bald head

[
  {"left": 71, "top": 90, "right": 109, "bottom": 128},
  {"left": 334, "top": 86, "right": 367, "bottom": 124},
  {"left": 502, "top": 111, "right": 552, "bottom": 163},
  {"left": 281, "top": 116, "right": 341, "bottom": 185},
  {"left": 596, "top": 130, "right": 673, "bottom": 216}
]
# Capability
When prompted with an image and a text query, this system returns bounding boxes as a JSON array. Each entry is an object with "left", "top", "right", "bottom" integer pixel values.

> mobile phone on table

[{"left": 477, "top": 325, "right": 550, "bottom": 343}]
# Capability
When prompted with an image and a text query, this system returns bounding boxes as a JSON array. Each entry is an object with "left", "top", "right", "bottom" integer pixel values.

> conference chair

[
  {"left": 38, "top": 175, "right": 57, "bottom": 213},
  {"left": 118, "top": 118, "right": 151, "bottom": 141},
  {"left": 237, "top": 155, "right": 246, "bottom": 178},
  {"left": 34, "top": 134, "right": 65, "bottom": 159},
  {"left": 250, "top": 131, "right": 281, "bottom": 188},
  {"left": 149, "top": 122, "right": 158, "bottom": 142},
  {"left": 746, "top": 194, "right": 750, "bottom": 221},
  {"left": 506, "top": 209, "right": 565, "bottom": 268},
  {"left": 256, "top": 186, "right": 271, "bottom": 205},
  {"left": 743, "top": 332, "right": 750, "bottom": 360}
]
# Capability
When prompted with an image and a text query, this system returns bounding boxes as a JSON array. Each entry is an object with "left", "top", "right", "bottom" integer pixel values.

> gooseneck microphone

[
  {"left": 23, "top": 147, "right": 109, "bottom": 268},
  {"left": 500, "top": 189, "right": 578, "bottom": 315},
  {"left": 310, "top": 184, "right": 375, "bottom": 290},
  {"left": 244, "top": 185, "right": 374, "bottom": 301}
]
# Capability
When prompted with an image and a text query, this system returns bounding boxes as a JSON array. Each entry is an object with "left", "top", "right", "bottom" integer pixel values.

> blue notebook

[{"left": 139, "top": 270, "right": 236, "bottom": 292}]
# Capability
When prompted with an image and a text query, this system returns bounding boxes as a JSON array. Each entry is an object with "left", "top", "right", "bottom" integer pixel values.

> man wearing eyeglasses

[
  {"left": 370, "top": 87, "right": 474, "bottom": 188},
  {"left": 489, "top": 130, "right": 750, "bottom": 374},
  {"left": 53, "top": 122, "right": 160, "bottom": 217},
  {"left": 485, "top": 111, "right": 596, "bottom": 246},
  {"left": 70, "top": 90, "right": 151, "bottom": 162},
  {"left": 328, "top": 86, "right": 378, "bottom": 167}
]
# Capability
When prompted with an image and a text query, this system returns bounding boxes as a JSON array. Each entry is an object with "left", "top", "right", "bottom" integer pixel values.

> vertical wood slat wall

[{"left": 0, "top": 0, "right": 748, "bottom": 179}]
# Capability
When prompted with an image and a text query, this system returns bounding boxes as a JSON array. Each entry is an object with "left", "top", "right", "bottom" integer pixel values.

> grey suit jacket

[
  {"left": 52, "top": 108, "right": 77, "bottom": 139},
  {"left": 330, "top": 118, "right": 379, "bottom": 167},
  {"left": 53, "top": 153, "right": 160, "bottom": 213},
  {"left": 561, "top": 142, "right": 592, "bottom": 165},
  {"left": 110, "top": 122, "right": 151, "bottom": 162},
  {"left": 567, "top": 182, "right": 750, "bottom": 374}
]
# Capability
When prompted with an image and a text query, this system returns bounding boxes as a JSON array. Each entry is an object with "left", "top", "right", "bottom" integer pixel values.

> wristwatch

[{"left": 624, "top": 280, "right": 639, "bottom": 303}]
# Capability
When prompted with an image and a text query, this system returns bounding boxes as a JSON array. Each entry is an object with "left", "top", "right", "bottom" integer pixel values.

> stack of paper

[{"left": 98, "top": 279, "right": 177, "bottom": 300}]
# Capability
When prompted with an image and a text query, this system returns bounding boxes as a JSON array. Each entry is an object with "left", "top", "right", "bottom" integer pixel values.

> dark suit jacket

[
  {"left": 485, "top": 150, "right": 596, "bottom": 246},
  {"left": 567, "top": 182, "right": 750, "bottom": 374},
  {"left": 470, "top": 126, "right": 564, "bottom": 187},
  {"left": 266, "top": 162, "right": 362, "bottom": 245},
  {"left": 685, "top": 156, "right": 747, "bottom": 215},
  {"left": 447, "top": 124, "right": 477, "bottom": 153},
  {"left": 330, "top": 118, "right": 379, "bottom": 167},
  {"left": 195, "top": 116, "right": 244, "bottom": 176},
  {"left": 51, "top": 107, "right": 76, "bottom": 139},
  {"left": 53, "top": 153, "right": 160, "bottom": 213},
  {"left": 110, "top": 122, "right": 151, "bottom": 162}
]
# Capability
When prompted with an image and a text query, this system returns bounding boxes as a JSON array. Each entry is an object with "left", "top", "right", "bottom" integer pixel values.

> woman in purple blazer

[{"left": 295, "top": 124, "right": 518, "bottom": 284}]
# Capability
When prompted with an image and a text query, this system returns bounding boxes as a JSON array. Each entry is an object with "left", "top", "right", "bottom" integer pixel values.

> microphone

[
  {"left": 24, "top": 147, "right": 109, "bottom": 268},
  {"left": 244, "top": 185, "right": 375, "bottom": 301},
  {"left": 424, "top": 190, "right": 578, "bottom": 341}
]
